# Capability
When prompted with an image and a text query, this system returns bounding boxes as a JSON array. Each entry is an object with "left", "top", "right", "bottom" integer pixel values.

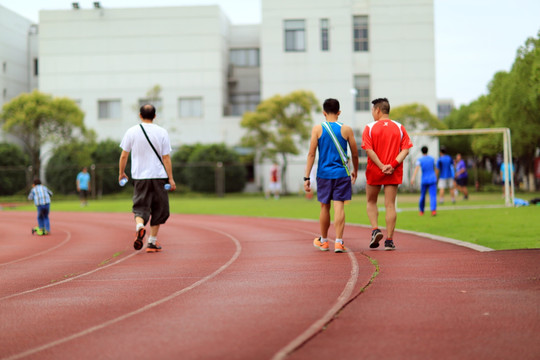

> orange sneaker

[
  {"left": 334, "top": 241, "right": 346, "bottom": 253},
  {"left": 134, "top": 227, "right": 146, "bottom": 250},
  {"left": 146, "top": 242, "right": 162, "bottom": 253},
  {"left": 313, "top": 237, "right": 329, "bottom": 251}
]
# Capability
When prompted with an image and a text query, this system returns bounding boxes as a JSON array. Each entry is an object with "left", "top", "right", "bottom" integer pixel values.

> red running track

[{"left": 0, "top": 211, "right": 538, "bottom": 360}]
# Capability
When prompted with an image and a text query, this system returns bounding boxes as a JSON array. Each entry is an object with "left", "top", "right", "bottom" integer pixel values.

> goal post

[{"left": 409, "top": 128, "right": 514, "bottom": 207}]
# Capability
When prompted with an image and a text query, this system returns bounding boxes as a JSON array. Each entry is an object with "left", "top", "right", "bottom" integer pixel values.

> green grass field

[{"left": 3, "top": 191, "right": 539, "bottom": 250}]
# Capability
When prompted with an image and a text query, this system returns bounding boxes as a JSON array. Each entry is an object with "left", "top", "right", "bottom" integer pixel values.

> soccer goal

[{"left": 409, "top": 128, "right": 514, "bottom": 207}]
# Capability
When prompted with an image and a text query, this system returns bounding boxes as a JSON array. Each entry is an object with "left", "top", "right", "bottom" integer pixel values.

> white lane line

[
  {"left": 272, "top": 228, "right": 360, "bottom": 360},
  {"left": 2, "top": 225, "right": 242, "bottom": 360},
  {"left": 0, "top": 249, "right": 137, "bottom": 301},
  {"left": 0, "top": 228, "right": 72, "bottom": 267}
]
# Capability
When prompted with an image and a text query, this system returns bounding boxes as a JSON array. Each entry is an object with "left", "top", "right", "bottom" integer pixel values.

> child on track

[
  {"left": 304, "top": 98, "right": 359, "bottom": 253},
  {"left": 28, "top": 178, "right": 53, "bottom": 235}
]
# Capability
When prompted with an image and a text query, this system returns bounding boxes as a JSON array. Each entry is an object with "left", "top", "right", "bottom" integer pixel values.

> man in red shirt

[{"left": 361, "top": 98, "right": 413, "bottom": 250}]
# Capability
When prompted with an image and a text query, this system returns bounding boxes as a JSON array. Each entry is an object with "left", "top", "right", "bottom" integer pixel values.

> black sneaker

[
  {"left": 146, "top": 242, "right": 162, "bottom": 253},
  {"left": 384, "top": 240, "right": 396, "bottom": 251},
  {"left": 369, "top": 229, "right": 383, "bottom": 248},
  {"left": 134, "top": 227, "right": 146, "bottom": 250}
]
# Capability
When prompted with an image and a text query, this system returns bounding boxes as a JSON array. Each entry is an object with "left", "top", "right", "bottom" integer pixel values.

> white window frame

[
  {"left": 354, "top": 75, "right": 370, "bottom": 111},
  {"left": 98, "top": 99, "right": 121, "bottom": 119},
  {"left": 284, "top": 20, "right": 306, "bottom": 52},
  {"left": 353, "top": 16, "right": 369, "bottom": 52},
  {"left": 178, "top": 97, "right": 203, "bottom": 118}
]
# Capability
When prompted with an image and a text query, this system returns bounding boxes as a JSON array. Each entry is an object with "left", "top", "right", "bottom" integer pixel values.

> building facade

[
  {"left": 0, "top": 4, "right": 38, "bottom": 126},
  {"left": 5, "top": 0, "right": 437, "bottom": 192}
]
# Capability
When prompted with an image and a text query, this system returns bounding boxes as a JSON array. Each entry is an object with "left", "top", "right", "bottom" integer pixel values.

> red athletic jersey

[{"left": 361, "top": 119, "right": 413, "bottom": 185}]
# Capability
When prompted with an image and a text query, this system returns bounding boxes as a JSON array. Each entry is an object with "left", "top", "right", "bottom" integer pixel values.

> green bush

[
  {"left": 0, "top": 143, "right": 29, "bottom": 195},
  {"left": 91, "top": 139, "right": 127, "bottom": 195},
  {"left": 172, "top": 144, "right": 203, "bottom": 188},
  {"left": 45, "top": 143, "right": 86, "bottom": 194},
  {"left": 185, "top": 144, "right": 246, "bottom": 193}
]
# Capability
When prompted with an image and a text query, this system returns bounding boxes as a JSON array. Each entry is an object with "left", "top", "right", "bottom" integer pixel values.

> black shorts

[
  {"left": 456, "top": 177, "right": 468, "bottom": 186},
  {"left": 132, "top": 179, "right": 170, "bottom": 226},
  {"left": 79, "top": 189, "right": 88, "bottom": 199}
]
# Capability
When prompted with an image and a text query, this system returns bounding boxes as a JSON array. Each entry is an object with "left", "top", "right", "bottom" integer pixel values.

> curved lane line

[
  {"left": 2, "top": 225, "right": 242, "bottom": 360},
  {"left": 0, "top": 228, "right": 72, "bottom": 267},
  {"left": 0, "top": 249, "right": 137, "bottom": 301},
  {"left": 271, "top": 228, "right": 360, "bottom": 360}
]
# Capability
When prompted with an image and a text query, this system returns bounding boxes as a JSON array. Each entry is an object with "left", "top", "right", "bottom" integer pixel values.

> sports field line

[{"left": 2, "top": 225, "right": 242, "bottom": 360}]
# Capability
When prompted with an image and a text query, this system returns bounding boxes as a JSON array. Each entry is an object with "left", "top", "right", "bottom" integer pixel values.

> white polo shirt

[{"left": 120, "top": 123, "right": 171, "bottom": 180}]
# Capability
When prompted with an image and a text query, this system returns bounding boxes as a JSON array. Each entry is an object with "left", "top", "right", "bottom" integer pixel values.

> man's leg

[
  {"left": 333, "top": 201, "right": 345, "bottom": 239},
  {"left": 366, "top": 184, "right": 381, "bottom": 229},
  {"left": 384, "top": 185, "right": 398, "bottom": 239},
  {"left": 319, "top": 203, "right": 331, "bottom": 238}
]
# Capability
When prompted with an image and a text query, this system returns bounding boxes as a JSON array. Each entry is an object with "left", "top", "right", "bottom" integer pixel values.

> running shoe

[
  {"left": 313, "top": 237, "right": 329, "bottom": 251},
  {"left": 369, "top": 229, "right": 383, "bottom": 248},
  {"left": 384, "top": 239, "right": 396, "bottom": 251},
  {"left": 431, "top": 210, "right": 437, "bottom": 216},
  {"left": 134, "top": 227, "right": 146, "bottom": 250},
  {"left": 146, "top": 242, "right": 162, "bottom": 253},
  {"left": 334, "top": 241, "right": 346, "bottom": 253}
]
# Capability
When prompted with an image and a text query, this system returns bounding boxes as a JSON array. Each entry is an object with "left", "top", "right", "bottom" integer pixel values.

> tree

[
  {"left": 487, "top": 32, "right": 540, "bottom": 189},
  {"left": 91, "top": 139, "right": 126, "bottom": 195},
  {"left": 390, "top": 103, "right": 445, "bottom": 131},
  {"left": 45, "top": 141, "right": 94, "bottom": 194},
  {"left": 185, "top": 144, "right": 246, "bottom": 193},
  {"left": 0, "top": 143, "right": 29, "bottom": 195},
  {"left": 240, "top": 90, "right": 321, "bottom": 193},
  {"left": 0, "top": 90, "right": 91, "bottom": 178}
]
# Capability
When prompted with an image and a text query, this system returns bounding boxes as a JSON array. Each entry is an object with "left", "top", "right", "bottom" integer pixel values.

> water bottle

[
  {"left": 119, "top": 178, "right": 128, "bottom": 187},
  {"left": 164, "top": 183, "right": 171, "bottom": 191}
]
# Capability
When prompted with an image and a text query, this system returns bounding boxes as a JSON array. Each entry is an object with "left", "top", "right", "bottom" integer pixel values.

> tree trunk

[{"left": 281, "top": 153, "right": 288, "bottom": 194}]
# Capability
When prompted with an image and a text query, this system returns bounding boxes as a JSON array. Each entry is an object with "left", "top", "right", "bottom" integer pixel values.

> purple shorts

[{"left": 316, "top": 176, "right": 352, "bottom": 204}]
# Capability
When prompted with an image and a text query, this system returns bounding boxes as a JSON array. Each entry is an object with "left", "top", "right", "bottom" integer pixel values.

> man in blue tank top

[
  {"left": 410, "top": 146, "right": 437, "bottom": 216},
  {"left": 304, "top": 98, "right": 359, "bottom": 253}
]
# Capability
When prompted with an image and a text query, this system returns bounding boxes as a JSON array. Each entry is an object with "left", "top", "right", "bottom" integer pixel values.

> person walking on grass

[
  {"left": 304, "top": 98, "right": 359, "bottom": 253},
  {"left": 28, "top": 178, "right": 53, "bottom": 236},
  {"left": 437, "top": 146, "right": 455, "bottom": 204},
  {"left": 362, "top": 98, "right": 413, "bottom": 250},
  {"left": 118, "top": 104, "right": 176, "bottom": 253},
  {"left": 410, "top": 146, "right": 437, "bottom": 216},
  {"left": 454, "top": 153, "right": 469, "bottom": 200},
  {"left": 76, "top": 167, "right": 91, "bottom": 206}
]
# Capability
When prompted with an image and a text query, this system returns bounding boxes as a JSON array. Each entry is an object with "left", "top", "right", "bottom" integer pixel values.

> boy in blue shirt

[{"left": 411, "top": 146, "right": 437, "bottom": 216}]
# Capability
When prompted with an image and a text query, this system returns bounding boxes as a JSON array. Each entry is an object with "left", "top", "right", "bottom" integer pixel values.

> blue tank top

[{"left": 317, "top": 122, "right": 349, "bottom": 179}]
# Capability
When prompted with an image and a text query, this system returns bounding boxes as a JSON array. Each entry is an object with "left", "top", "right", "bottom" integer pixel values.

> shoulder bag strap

[
  {"left": 140, "top": 124, "right": 165, "bottom": 167},
  {"left": 321, "top": 122, "right": 350, "bottom": 176}
]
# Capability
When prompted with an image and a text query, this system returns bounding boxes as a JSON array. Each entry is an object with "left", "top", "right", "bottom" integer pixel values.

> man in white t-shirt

[{"left": 119, "top": 104, "right": 177, "bottom": 252}]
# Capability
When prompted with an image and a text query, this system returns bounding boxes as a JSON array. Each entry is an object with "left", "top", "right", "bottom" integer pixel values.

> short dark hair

[
  {"left": 33, "top": 178, "right": 41, "bottom": 185},
  {"left": 421, "top": 146, "right": 428, "bottom": 154},
  {"left": 140, "top": 104, "right": 156, "bottom": 120},
  {"left": 440, "top": 146, "right": 447, "bottom": 154},
  {"left": 323, "top": 98, "right": 340, "bottom": 114},
  {"left": 371, "top": 98, "right": 390, "bottom": 114}
]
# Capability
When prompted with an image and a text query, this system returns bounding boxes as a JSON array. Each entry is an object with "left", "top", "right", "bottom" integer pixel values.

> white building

[
  {"left": 10, "top": 0, "right": 437, "bottom": 192},
  {"left": 0, "top": 4, "right": 38, "bottom": 127}
]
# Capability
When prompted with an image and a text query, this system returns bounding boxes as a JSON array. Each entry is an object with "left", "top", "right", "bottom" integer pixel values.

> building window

[
  {"left": 284, "top": 20, "right": 306, "bottom": 52},
  {"left": 33, "top": 58, "right": 39, "bottom": 76},
  {"left": 353, "top": 16, "right": 369, "bottom": 52},
  {"left": 231, "top": 93, "right": 260, "bottom": 116},
  {"left": 354, "top": 75, "right": 370, "bottom": 111},
  {"left": 178, "top": 97, "right": 203, "bottom": 118},
  {"left": 230, "top": 49, "right": 260, "bottom": 67},
  {"left": 2, "top": 62, "right": 6, "bottom": 73},
  {"left": 98, "top": 100, "right": 121, "bottom": 119},
  {"left": 320, "top": 19, "right": 329, "bottom": 51}
]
